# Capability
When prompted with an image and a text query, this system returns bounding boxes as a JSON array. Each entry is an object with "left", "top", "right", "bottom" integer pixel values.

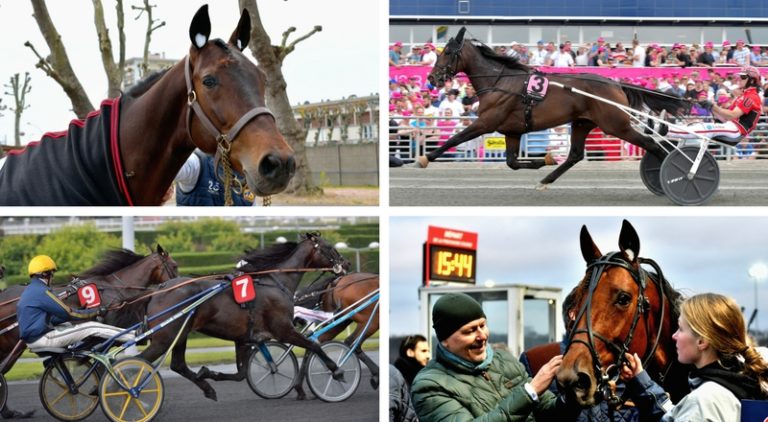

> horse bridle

[
  {"left": 432, "top": 38, "right": 464, "bottom": 85},
  {"left": 184, "top": 55, "right": 275, "bottom": 206},
  {"left": 566, "top": 251, "right": 667, "bottom": 407},
  {"left": 304, "top": 232, "right": 347, "bottom": 275}
]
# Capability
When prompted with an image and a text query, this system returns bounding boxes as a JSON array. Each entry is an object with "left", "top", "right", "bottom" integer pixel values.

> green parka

[{"left": 411, "top": 347, "right": 574, "bottom": 422}]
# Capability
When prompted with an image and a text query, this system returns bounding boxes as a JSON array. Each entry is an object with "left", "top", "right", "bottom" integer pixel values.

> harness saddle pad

[{"left": 0, "top": 98, "right": 133, "bottom": 206}]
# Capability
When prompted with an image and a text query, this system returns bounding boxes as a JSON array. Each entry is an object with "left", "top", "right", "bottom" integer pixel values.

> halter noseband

[
  {"left": 433, "top": 38, "right": 464, "bottom": 84},
  {"left": 566, "top": 251, "right": 667, "bottom": 407},
  {"left": 184, "top": 55, "right": 275, "bottom": 206}
]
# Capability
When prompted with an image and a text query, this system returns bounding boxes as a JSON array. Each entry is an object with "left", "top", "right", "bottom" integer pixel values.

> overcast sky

[
  {"left": 390, "top": 216, "right": 768, "bottom": 336},
  {"left": 0, "top": 0, "right": 379, "bottom": 145}
]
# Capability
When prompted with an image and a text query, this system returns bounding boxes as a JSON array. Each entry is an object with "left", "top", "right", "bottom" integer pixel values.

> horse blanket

[{"left": 0, "top": 98, "right": 133, "bottom": 206}]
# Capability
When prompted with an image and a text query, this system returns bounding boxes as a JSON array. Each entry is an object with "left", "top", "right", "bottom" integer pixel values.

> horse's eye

[
  {"left": 202, "top": 75, "right": 218, "bottom": 87},
  {"left": 616, "top": 293, "right": 632, "bottom": 307}
]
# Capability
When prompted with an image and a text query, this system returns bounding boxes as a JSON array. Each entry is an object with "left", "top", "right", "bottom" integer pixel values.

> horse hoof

[
  {"left": 535, "top": 183, "right": 550, "bottom": 191},
  {"left": 204, "top": 388, "right": 218, "bottom": 401},
  {"left": 332, "top": 368, "right": 346, "bottom": 382},
  {"left": 543, "top": 153, "right": 556, "bottom": 166},
  {"left": 415, "top": 156, "right": 429, "bottom": 168},
  {"left": 296, "top": 392, "right": 307, "bottom": 401}
]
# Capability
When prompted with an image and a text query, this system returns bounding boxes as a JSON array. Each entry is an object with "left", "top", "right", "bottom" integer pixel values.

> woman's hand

[{"left": 619, "top": 352, "right": 643, "bottom": 381}]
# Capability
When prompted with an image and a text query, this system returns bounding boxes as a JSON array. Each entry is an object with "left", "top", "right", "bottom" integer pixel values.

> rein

[
  {"left": 293, "top": 274, "right": 379, "bottom": 305},
  {"left": 184, "top": 55, "right": 274, "bottom": 206},
  {"left": 566, "top": 251, "right": 668, "bottom": 407}
]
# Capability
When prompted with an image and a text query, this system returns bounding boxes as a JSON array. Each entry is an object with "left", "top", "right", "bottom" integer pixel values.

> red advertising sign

[
  {"left": 77, "top": 283, "right": 101, "bottom": 308},
  {"left": 424, "top": 226, "right": 478, "bottom": 286}
]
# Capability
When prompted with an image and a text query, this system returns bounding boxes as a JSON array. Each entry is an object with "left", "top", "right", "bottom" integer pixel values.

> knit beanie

[{"left": 432, "top": 293, "right": 486, "bottom": 341}]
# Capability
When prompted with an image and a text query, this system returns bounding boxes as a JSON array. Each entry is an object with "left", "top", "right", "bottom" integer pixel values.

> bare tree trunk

[
  {"left": 92, "top": 0, "right": 124, "bottom": 98},
  {"left": 238, "top": 0, "right": 321, "bottom": 195},
  {"left": 27, "top": 0, "right": 94, "bottom": 118},
  {"left": 132, "top": 0, "right": 166, "bottom": 76},
  {"left": 4, "top": 73, "right": 32, "bottom": 146}
]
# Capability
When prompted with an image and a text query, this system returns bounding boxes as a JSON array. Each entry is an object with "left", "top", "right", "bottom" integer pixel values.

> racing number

[
  {"left": 232, "top": 275, "right": 256, "bottom": 304},
  {"left": 529, "top": 75, "right": 545, "bottom": 93},
  {"left": 78, "top": 283, "right": 101, "bottom": 308}
]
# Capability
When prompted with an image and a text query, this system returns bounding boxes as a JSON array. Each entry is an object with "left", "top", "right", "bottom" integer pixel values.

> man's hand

[
  {"left": 619, "top": 353, "right": 643, "bottom": 381},
  {"left": 531, "top": 355, "right": 563, "bottom": 395}
]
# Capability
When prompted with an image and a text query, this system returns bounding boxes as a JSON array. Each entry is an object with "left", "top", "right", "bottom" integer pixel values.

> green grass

[{"left": 6, "top": 338, "right": 378, "bottom": 382}]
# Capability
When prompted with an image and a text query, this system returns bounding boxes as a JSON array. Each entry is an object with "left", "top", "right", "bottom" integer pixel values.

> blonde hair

[{"left": 681, "top": 293, "right": 768, "bottom": 396}]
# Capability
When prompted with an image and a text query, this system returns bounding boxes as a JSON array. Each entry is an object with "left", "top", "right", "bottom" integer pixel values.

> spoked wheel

[
  {"left": 39, "top": 357, "right": 100, "bottom": 421},
  {"left": 660, "top": 146, "right": 720, "bottom": 206},
  {"left": 306, "top": 341, "right": 361, "bottom": 403},
  {"left": 0, "top": 373, "right": 7, "bottom": 414},
  {"left": 639, "top": 141, "right": 675, "bottom": 196},
  {"left": 246, "top": 341, "right": 299, "bottom": 399},
  {"left": 99, "top": 357, "right": 163, "bottom": 422}
]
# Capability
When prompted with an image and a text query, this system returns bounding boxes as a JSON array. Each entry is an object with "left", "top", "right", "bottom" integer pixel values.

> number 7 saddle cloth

[{"left": 0, "top": 98, "right": 133, "bottom": 206}]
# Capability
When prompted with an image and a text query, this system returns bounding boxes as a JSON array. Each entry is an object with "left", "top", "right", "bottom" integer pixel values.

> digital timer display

[{"left": 429, "top": 245, "right": 476, "bottom": 283}]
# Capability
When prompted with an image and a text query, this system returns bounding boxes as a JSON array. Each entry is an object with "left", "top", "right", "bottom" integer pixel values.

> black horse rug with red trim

[{"left": 0, "top": 98, "right": 133, "bottom": 206}]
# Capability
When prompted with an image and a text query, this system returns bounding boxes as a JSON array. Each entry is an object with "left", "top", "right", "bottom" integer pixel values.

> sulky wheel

[
  {"left": 660, "top": 146, "right": 720, "bottom": 206},
  {"left": 306, "top": 341, "right": 361, "bottom": 403},
  {"left": 0, "top": 373, "right": 7, "bottom": 415},
  {"left": 39, "top": 357, "right": 100, "bottom": 422},
  {"left": 246, "top": 341, "right": 299, "bottom": 399},
  {"left": 99, "top": 357, "right": 163, "bottom": 422},
  {"left": 639, "top": 152, "right": 665, "bottom": 196}
]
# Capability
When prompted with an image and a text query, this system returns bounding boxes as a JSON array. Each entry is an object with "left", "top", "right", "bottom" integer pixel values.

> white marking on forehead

[
  {"left": 237, "top": 39, "right": 243, "bottom": 50},
  {"left": 195, "top": 34, "right": 207, "bottom": 48},
  {"left": 471, "top": 40, "right": 483, "bottom": 47},
  {"left": 235, "top": 260, "right": 248, "bottom": 269},
  {"left": 624, "top": 249, "right": 635, "bottom": 261}
]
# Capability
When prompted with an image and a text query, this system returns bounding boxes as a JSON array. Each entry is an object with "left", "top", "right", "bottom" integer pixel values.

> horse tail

[{"left": 621, "top": 83, "right": 692, "bottom": 117}]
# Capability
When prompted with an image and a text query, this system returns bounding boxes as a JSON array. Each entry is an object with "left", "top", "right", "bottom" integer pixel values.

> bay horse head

[
  {"left": 556, "top": 220, "right": 681, "bottom": 407},
  {"left": 428, "top": 27, "right": 467, "bottom": 88},
  {"left": 186, "top": 5, "right": 295, "bottom": 196},
  {"left": 303, "top": 232, "right": 350, "bottom": 274}
]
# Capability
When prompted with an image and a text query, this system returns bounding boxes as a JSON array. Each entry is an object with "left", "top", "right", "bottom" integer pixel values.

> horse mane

[
  {"left": 238, "top": 242, "right": 300, "bottom": 272},
  {"left": 125, "top": 68, "right": 171, "bottom": 98},
  {"left": 78, "top": 249, "right": 146, "bottom": 278},
  {"left": 470, "top": 39, "right": 531, "bottom": 72}
]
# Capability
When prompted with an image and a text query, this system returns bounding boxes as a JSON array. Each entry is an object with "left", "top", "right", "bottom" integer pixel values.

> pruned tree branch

[
  {"left": 4, "top": 73, "right": 32, "bottom": 146},
  {"left": 92, "top": 0, "right": 124, "bottom": 98},
  {"left": 132, "top": 0, "right": 165, "bottom": 76},
  {"left": 29, "top": 0, "right": 94, "bottom": 117}
]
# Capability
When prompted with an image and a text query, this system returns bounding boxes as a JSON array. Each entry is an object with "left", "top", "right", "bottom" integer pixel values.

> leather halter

[
  {"left": 184, "top": 55, "right": 275, "bottom": 205},
  {"left": 432, "top": 38, "right": 464, "bottom": 85},
  {"left": 566, "top": 251, "right": 668, "bottom": 407}
]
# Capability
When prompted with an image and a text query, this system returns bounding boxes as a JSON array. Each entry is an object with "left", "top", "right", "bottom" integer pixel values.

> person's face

[
  {"left": 441, "top": 317, "right": 489, "bottom": 363},
  {"left": 673, "top": 316, "right": 704, "bottom": 366},
  {"left": 407, "top": 340, "right": 431, "bottom": 366},
  {"left": 444, "top": 108, "right": 453, "bottom": 117},
  {"left": 415, "top": 107, "right": 424, "bottom": 116}
]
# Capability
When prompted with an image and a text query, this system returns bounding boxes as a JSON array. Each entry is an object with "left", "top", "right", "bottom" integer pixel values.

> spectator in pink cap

[
  {"left": 420, "top": 43, "right": 437, "bottom": 66},
  {"left": 732, "top": 40, "right": 750, "bottom": 65},
  {"left": 390, "top": 42, "right": 403, "bottom": 67},
  {"left": 672, "top": 43, "right": 693, "bottom": 67},
  {"left": 719, "top": 40, "right": 733, "bottom": 64},
  {"left": 588, "top": 36, "right": 606, "bottom": 65},
  {"left": 697, "top": 42, "right": 716, "bottom": 67}
]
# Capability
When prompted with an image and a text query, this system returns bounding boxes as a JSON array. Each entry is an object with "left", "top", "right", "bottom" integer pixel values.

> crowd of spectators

[{"left": 389, "top": 38, "right": 768, "bottom": 162}]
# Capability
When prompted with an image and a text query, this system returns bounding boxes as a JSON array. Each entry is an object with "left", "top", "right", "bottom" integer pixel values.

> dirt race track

[{"left": 390, "top": 160, "right": 768, "bottom": 206}]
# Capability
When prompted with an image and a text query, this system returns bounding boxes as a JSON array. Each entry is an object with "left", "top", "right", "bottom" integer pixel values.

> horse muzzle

[
  {"left": 246, "top": 153, "right": 296, "bottom": 196},
  {"left": 556, "top": 366, "right": 598, "bottom": 407}
]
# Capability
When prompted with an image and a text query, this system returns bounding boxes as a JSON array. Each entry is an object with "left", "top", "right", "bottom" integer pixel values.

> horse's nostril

[
  {"left": 259, "top": 154, "right": 282, "bottom": 178},
  {"left": 576, "top": 371, "right": 592, "bottom": 391}
]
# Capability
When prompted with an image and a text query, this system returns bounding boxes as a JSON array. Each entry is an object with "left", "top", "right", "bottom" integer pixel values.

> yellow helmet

[{"left": 28, "top": 255, "right": 57, "bottom": 276}]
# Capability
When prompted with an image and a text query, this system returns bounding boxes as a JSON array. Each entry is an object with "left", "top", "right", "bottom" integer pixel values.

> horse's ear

[
  {"left": 456, "top": 27, "right": 466, "bottom": 44},
  {"left": 189, "top": 4, "right": 211, "bottom": 50},
  {"left": 618, "top": 220, "right": 640, "bottom": 263},
  {"left": 228, "top": 8, "right": 251, "bottom": 51},
  {"left": 580, "top": 225, "right": 602, "bottom": 264},
  {"left": 156, "top": 244, "right": 166, "bottom": 256}
]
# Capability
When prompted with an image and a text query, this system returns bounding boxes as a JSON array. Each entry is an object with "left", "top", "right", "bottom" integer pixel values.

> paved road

[
  {"left": 4, "top": 354, "right": 379, "bottom": 422},
  {"left": 390, "top": 160, "right": 768, "bottom": 206}
]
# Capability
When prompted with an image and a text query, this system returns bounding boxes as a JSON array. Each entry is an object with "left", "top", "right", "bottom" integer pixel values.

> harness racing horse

[
  {"left": 293, "top": 272, "right": 380, "bottom": 399},
  {"left": 0, "top": 5, "right": 294, "bottom": 206},
  {"left": 138, "top": 233, "right": 350, "bottom": 401},
  {"left": 421, "top": 28, "right": 691, "bottom": 190},
  {"left": 0, "top": 246, "right": 177, "bottom": 419},
  {"left": 556, "top": 220, "right": 690, "bottom": 408}
]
